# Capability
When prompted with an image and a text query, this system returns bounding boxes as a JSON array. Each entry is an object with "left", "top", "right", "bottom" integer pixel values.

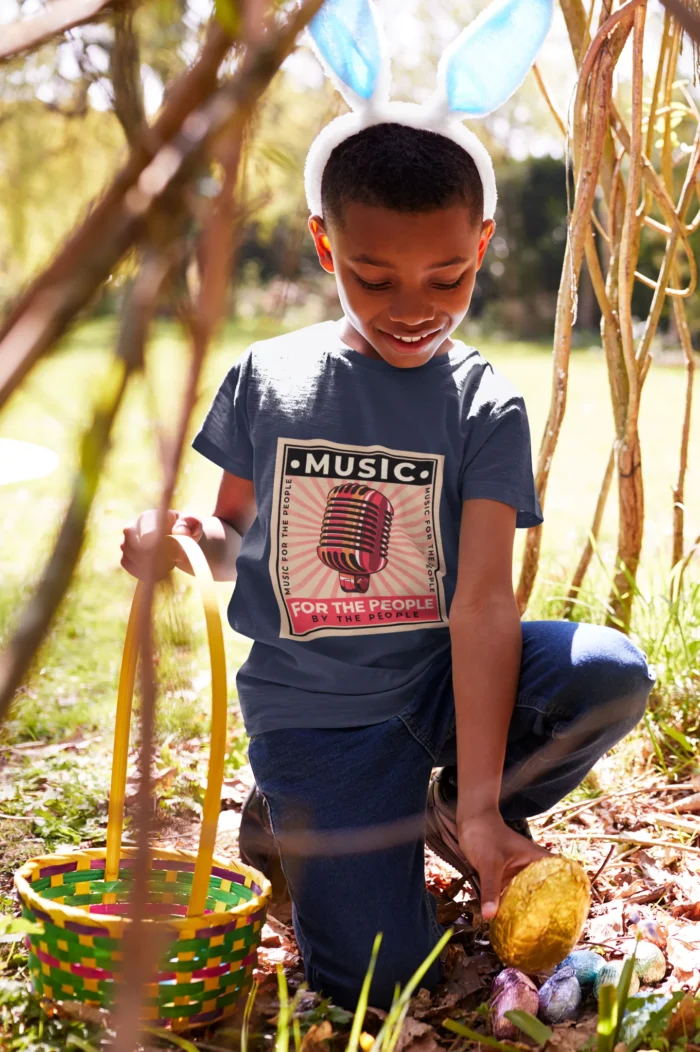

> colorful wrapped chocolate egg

[
  {"left": 489, "top": 857, "right": 591, "bottom": 972},
  {"left": 538, "top": 966, "right": 582, "bottom": 1024},
  {"left": 633, "top": 940, "right": 666, "bottom": 984},
  {"left": 490, "top": 969, "right": 539, "bottom": 1041},
  {"left": 594, "top": 959, "right": 641, "bottom": 997},
  {"left": 631, "top": 916, "right": 667, "bottom": 949},
  {"left": 556, "top": 949, "right": 605, "bottom": 990}
]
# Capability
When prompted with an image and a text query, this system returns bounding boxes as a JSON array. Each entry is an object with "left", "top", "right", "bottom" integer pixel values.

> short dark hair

[{"left": 320, "top": 123, "right": 484, "bottom": 227}]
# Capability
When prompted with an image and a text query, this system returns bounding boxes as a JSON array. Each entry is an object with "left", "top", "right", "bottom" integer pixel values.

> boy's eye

[
  {"left": 354, "top": 273, "right": 466, "bottom": 292},
  {"left": 355, "top": 276, "right": 391, "bottom": 291},
  {"left": 431, "top": 276, "right": 466, "bottom": 291}
]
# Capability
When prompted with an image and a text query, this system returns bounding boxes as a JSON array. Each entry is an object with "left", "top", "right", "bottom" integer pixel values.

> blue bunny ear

[
  {"left": 436, "top": 0, "right": 553, "bottom": 118},
  {"left": 307, "top": 0, "right": 388, "bottom": 110}
]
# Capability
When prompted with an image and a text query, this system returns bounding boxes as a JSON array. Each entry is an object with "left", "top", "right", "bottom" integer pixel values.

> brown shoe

[
  {"left": 425, "top": 769, "right": 534, "bottom": 900},
  {"left": 239, "top": 784, "right": 290, "bottom": 910}
]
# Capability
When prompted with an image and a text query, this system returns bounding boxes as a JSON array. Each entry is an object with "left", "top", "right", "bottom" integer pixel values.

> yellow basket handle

[{"left": 105, "top": 534, "right": 227, "bottom": 918}]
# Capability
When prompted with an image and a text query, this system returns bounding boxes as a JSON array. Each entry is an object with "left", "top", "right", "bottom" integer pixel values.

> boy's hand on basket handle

[{"left": 121, "top": 509, "right": 203, "bottom": 580}]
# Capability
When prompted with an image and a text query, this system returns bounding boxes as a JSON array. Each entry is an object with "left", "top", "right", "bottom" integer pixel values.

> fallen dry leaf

[
  {"left": 662, "top": 793, "right": 700, "bottom": 814},
  {"left": 258, "top": 944, "right": 298, "bottom": 969},
  {"left": 52, "top": 1000, "right": 110, "bottom": 1026},
  {"left": 666, "top": 994, "right": 700, "bottom": 1042},
  {"left": 586, "top": 901, "right": 624, "bottom": 944},
  {"left": 410, "top": 944, "right": 490, "bottom": 1020},
  {"left": 300, "top": 1020, "right": 334, "bottom": 1050},
  {"left": 260, "top": 924, "right": 283, "bottom": 948},
  {"left": 221, "top": 776, "right": 250, "bottom": 808},
  {"left": 671, "top": 902, "right": 700, "bottom": 921},
  {"left": 408, "top": 988, "right": 433, "bottom": 1020},
  {"left": 395, "top": 1017, "right": 443, "bottom": 1052},
  {"left": 635, "top": 851, "right": 671, "bottom": 888},
  {"left": 666, "top": 936, "right": 696, "bottom": 980},
  {"left": 444, "top": 946, "right": 487, "bottom": 995},
  {"left": 544, "top": 1013, "right": 599, "bottom": 1052},
  {"left": 619, "top": 879, "right": 648, "bottom": 898}
]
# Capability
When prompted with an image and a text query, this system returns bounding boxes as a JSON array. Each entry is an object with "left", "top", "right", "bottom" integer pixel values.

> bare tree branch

[
  {"left": 516, "top": 2, "right": 636, "bottom": 613},
  {"left": 0, "top": 0, "right": 129, "bottom": 62},
  {"left": 111, "top": 6, "right": 146, "bottom": 145},
  {"left": 111, "top": 122, "right": 244, "bottom": 1052},
  {"left": 657, "top": 0, "right": 700, "bottom": 44},
  {"left": 670, "top": 265, "right": 696, "bottom": 571},
  {"left": 608, "top": 4, "right": 647, "bottom": 630},
  {"left": 0, "top": 22, "right": 234, "bottom": 411},
  {"left": 0, "top": 255, "right": 169, "bottom": 721},
  {"left": 0, "top": 0, "right": 327, "bottom": 414},
  {"left": 563, "top": 445, "right": 615, "bottom": 617}
]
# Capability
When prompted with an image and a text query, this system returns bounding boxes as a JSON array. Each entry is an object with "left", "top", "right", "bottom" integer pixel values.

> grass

[{"left": 0, "top": 313, "right": 698, "bottom": 1048}]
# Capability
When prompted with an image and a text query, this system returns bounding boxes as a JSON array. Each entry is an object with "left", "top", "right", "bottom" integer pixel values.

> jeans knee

[
  {"left": 572, "top": 625, "right": 653, "bottom": 731},
  {"left": 307, "top": 933, "right": 441, "bottom": 1012},
  {"left": 369, "top": 947, "right": 441, "bottom": 1011}
]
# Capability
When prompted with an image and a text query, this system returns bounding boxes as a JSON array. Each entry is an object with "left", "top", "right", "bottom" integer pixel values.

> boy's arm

[
  {"left": 177, "top": 470, "right": 255, "bottom": 581},
  {"left": 450, "top": 498, "right": 548, "bottom": 918},
  {"left": 121, "top": 471, "right": 255, "bottom": 583}
]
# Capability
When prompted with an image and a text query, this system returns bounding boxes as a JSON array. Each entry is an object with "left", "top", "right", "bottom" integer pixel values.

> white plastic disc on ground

[{"left": 0, "top": 438, "right": 59, "bottom": 485}]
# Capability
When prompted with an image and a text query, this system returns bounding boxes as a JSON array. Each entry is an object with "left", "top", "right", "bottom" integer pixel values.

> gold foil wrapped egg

[{"left": 490, "top": 856, "right": 591, "bottom": 973}]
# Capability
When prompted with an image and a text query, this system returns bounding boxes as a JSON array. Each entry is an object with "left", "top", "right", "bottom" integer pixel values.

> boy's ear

[
  {"left": 476, "top": 219, "right": 496, "bottom": 269},
  {"left": 309, "top": 216, "right": 335, "bottom": 274}
]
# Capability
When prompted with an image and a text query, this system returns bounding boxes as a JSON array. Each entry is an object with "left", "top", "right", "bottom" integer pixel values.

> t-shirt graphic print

[{"left": 269, "top": 438, "right": 448, "bottom": 639}]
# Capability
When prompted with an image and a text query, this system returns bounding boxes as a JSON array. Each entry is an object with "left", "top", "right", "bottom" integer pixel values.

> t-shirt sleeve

[
  {"left": 191, "top": 351, "right": 254, "bottom": 480},
  {"left": 460, "top": 376, "right": 543, "bottom": 529}
]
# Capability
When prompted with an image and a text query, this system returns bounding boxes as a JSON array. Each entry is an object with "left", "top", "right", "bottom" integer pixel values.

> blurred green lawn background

[{"left": 1, "top": 317, "right": 698, "bottom": 754}]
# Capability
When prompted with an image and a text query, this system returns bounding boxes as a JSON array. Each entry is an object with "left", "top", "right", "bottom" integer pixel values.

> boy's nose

[{"left": 387, "top": 291, "right": 436, "bottom": 327}]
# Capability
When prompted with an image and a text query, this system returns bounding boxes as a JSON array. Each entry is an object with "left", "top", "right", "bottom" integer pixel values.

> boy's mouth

[{"left": 378, "top": 328, "right": 441, "bottom": 355}]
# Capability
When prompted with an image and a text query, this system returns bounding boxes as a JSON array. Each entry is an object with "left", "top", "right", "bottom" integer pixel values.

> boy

[{"left": 121, "top": 123, "right": 654, "bottom": 1010}]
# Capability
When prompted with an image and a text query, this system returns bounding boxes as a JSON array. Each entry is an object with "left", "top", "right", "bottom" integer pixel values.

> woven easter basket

[{"left": 15, "top": 535, "right": 271, "bottom": 1030}]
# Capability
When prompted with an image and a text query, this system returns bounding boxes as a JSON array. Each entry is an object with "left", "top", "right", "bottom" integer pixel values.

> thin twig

[
  {"left": 649, "top": 812, "right": 700, "bottom": 835},
  {"left": 532, "top": 63, "right": 567, "bottom": 136},
  {"left": 590, "top": 845, "right": 617, "bottom": 887},
  {"left": 660, "top": 791, "right": 700, "bottom": 813},
  {"left": 563, "top": 446, "right": 615, "bottom": 616},
  {"left": 551, "top": 831, "right": 700, "bottom": 855},
  {"left": 670, "top": 262, "right": 696, "bottom": 570},
  {"left": 534, "top": 782, "right": 698, "bottom": 828},
  {"left": 676, "top": 531, "right": 700, "bottom": 593}
]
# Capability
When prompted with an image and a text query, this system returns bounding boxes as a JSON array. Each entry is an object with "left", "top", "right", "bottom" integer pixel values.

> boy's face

[{"left": 310, "top": 201, "right": 495, "bottom": 369}]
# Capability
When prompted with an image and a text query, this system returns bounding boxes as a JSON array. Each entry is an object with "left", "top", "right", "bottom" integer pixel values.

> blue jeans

[{"left": 247, "top": 621, "right": 654, "bottom": 1010}]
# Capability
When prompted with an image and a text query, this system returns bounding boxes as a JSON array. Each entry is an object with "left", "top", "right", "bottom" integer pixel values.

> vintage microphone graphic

[{"left": 317, "top": 483, "right": 394, "bottom": 593}]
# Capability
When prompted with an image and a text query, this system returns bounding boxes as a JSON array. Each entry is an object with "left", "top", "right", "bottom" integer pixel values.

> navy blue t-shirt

[{"left": 192, "top": 320, "right": 542, "bottom": 735}]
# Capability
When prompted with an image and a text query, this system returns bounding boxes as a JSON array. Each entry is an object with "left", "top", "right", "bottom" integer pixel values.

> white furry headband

[{"left": 304, "top": 0, "right": 553, "bottom": 221}]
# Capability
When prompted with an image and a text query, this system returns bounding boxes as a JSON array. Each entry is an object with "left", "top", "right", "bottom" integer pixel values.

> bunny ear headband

[{"left": 304, "top": 0, "right": 553, "bottom": 221}]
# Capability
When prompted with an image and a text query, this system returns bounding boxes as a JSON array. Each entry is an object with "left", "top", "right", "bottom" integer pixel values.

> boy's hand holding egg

[{"left": 458, "top": 810, "right": 551, "bottom": 920}]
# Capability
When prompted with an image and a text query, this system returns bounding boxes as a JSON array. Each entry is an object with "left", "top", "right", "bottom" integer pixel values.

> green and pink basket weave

[{"left": 14, "top": 535, "right": 271, "bottom": 1030}]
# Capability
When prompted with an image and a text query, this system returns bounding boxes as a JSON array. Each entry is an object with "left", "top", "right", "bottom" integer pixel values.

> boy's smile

[{"left": 310, "top": 201, "right": 495, "bottom": 369}]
